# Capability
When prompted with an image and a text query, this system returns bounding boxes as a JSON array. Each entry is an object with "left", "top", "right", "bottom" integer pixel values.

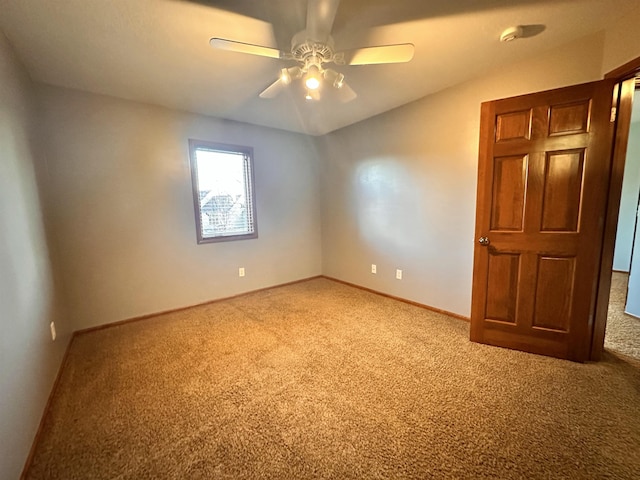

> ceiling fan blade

[
  {"left": 259, "top": 78, "right": 287, "bottom": 99},
  {"left": 306, "top": 0, "right": 341, "bottom": 42},
  {"left": 336, "top": 81, "right": 357, "bottom": 103},
  {"left": 342, "top": 43, "right": 415, "bottom": 65},
  {"left": 210, "top": 38, "right": 284, "bottom": 59}
]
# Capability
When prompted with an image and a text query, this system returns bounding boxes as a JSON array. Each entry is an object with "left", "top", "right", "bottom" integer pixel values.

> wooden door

[{"left": 470, "top": 80, "right": 616, "bottom": 362}]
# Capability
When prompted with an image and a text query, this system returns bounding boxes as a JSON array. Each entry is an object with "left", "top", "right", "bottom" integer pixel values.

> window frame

[{"left": 188, "top": 139, "right": 258, "bottom": 244}]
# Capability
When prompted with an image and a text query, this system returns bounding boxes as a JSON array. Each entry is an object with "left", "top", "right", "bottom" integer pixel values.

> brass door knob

[{"left": 478, "top": 236, "right": 490, "bottom": 246}]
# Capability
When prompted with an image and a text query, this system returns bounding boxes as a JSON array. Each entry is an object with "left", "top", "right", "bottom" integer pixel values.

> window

[{"left": 188, "top": 140, "right": 258, "bottom": 243}]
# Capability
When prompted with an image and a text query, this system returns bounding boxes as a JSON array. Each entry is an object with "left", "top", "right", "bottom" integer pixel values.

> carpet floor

[
  {"left": 26, "top": 278, "right": 640, "bottom": 479},
  {"left": 605, "top": 271, "right": 640, "bottom": 360}
]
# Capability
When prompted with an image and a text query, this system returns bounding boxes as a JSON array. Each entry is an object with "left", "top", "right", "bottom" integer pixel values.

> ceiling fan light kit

[
  {"left": 305, "top": 88, "right": 320, "bottom": 101},
  {"left": 324, "top": 69, "right": 345, "bottom": 89},
  {"left": 279, "top": 68, "right": 291, "bottom": 85},
  {"left": 304, "top": 65, "right": 322, "bottom": 90},
  {"left": 209, "top": 0, "right": 414, "bottom": 103}
]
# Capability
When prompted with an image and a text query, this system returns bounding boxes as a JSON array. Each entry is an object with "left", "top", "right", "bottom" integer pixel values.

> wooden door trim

[
  {"left": 604, "top": 56, "right": 640, "bottom": 81},
  {"left": 590, "top": 56, "right": 640, "bottom": 360}
]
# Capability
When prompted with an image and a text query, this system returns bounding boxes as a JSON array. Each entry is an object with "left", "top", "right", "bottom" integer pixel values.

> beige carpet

[
  {"left": 26, "top": 278, "right": 640, "bottom": 479},
  {"left": 605, "top": 271, "right": 640, "bottom": 360}
]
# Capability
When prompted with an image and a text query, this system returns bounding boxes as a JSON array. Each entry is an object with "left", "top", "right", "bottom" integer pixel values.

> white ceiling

[{"left": 0, "top": 0, "right": 637, "bottom": 135}]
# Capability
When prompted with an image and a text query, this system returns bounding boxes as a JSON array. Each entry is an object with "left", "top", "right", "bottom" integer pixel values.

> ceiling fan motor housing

[
  {"left": 290, "top": 30, "right": 344, "bottom": 70},
  {"left": 293, "top": 41, "right": 333, "bottom": 61}
]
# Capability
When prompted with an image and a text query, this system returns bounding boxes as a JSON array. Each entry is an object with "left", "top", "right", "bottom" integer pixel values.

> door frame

[{"left": 590, "top": 56, "right": 640, "bottom": 360}]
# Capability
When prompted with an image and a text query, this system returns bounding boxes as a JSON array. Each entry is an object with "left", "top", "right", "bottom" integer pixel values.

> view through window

[{"left": 188, "top": 140, "right": 257, "bottom": 243}]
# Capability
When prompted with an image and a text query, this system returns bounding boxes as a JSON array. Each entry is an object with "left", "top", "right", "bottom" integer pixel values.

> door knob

[{"left": 478, "top": 236, "right": 490, "bottom": 246}]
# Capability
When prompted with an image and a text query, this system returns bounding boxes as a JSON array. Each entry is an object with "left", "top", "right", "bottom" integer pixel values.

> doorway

[
  {"left": 605, "top": 77, "right": 640, "bottom": 360},
  {"left": 590, "top": 60, "right": 640, "bottom": 361}
]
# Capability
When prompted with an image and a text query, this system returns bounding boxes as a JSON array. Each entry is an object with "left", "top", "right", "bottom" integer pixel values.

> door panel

[
  {"left": 541, "top": 150, "right": 584, "bottom": 232},
  {"left": 490, "top": 156, "right": 527, "bottom": 230},
  {"left": 548, "top": 100, "right": 590, "bottom": 135},
  {"left": 471, "top": 80, "right": 615, "bottom": 361},
  {"left": 496, "top": 110, "right": 532, "bottom": 142},
  {"left": 532, "top": 256, "right": 575, "bottom": 331},
  {"left": 485, "top": 252, "right": 520, "bottom": 323}
]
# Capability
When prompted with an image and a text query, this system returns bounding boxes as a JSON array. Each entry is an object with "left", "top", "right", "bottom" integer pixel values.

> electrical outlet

[
  {"left": 396, "top": 269, "right": 403, "bottom": 280},
  {"left": 371, "top": 264, "right": 377, "bottom": 274},
  {"left": 50, "top": 321, "right": 56, "bottom": 341},
  {"left": 239, "top": 267, "right": 245, "bottom": 277}
]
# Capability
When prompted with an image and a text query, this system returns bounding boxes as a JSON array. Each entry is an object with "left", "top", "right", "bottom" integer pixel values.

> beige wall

[
  {"left": 36, "top": 87, "right": 322, "bottom": 331},
  {"left": 319, "top": 32, "right": 606, "bottom": 317},
  {"left": 0, "top": 33, "right": 68, "bottom": 479},
  {"left": 602, "top": 6, "right": 640, "bottom": 75}
]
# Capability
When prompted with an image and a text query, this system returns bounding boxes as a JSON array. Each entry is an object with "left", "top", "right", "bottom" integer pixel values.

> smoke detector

[{"left": 500, "top": 26, "right": 524, "bottom": 42}]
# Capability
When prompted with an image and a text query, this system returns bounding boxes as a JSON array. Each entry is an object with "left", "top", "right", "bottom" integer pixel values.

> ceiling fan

[{"left": 209, "top": 0, "right": 414, "bottom": 103}]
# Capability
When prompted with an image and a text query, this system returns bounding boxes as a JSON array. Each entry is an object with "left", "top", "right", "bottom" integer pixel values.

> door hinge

[{"left": 610, "top": 106, "right": 617, "bottom": 122}]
